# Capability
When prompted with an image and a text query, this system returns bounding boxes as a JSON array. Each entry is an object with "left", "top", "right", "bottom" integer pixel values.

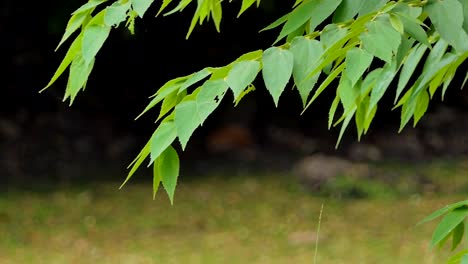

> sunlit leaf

[
  {"left": 158, "top": 146, "right": 180, "bottom": 204},
  {"left": 275, "top": 0, "right": 342, "bottom": 44},
  {"left": 389, "top": 13, "right": 404, "bottom": 35},
  {"left": 396, "top": 43, "right": 427, "bottom": 103},
  {"left": 42, "top": 34, "right": 83, "bottom": 91},
  {"left": 259, "top": 13, "right": 288, "bottom": 33},
  {"left": 320, "top": 24, "right": 348, "bottom": 49},
  {"left": 413, "top": 90, "right": 429, "bottom": 126},
  {"left": 358, "top": 0, "right": 387, "bottom": 16},
  {"left": 336, "top": 107, "right": 355, "bottom": 148},
  {"left": 360, "top": 19, "right": 401, "bottom": 63},
  {"left": 368, "top": 61, "right": 397, "bottom": 117},
  {"left": 105, "top": 1, "right": 131, "bottom": 27},
  {"left": 226, "top": 60, "right": 261, "bottom": 101},
  {"left": 447, "top": 249, "right": 468, "bottom": 264},
  {"left": 303, "top": 63, "right": 345, "bottom": 113},
  {"left": 120, "top": 140, "right": 151, "bottom": 189},
  {"left": 290, "top": 37, "right": 323, "bottom": 106},
  {"left": 262, "top": 47, "right": 294, "bottom": 106},
  {"left": 425, "top": 0, "right": 468, "bottom": 52},
  {"left": 132, "top": 0, "right": 155, "bottom": 17},
  {"left": 157, "top": 0, "right": 174, "bottom": 16},
  {"left": 396, "top": 13, "right": 430, "bottom": 47},
  {"left": 72, "top": 0, "right": 107, "bottom": 15},
  {"left": 238, "top": 0, "right": 256, "bottom": 17},
  {"left": 66, "top": 55, "right": 95, "bottom": 104},
  {"left": 431, "top": 207, "right": 468, "bottom": 248},
  {"left": 82, "top": 24, "right": 111, "bottom": 65},
  {"left": 344, "top": 47, "right": 373, "bottom": 87},
  {"left": 234, "top": 84, "right": 255, "bottom": 107},
  {"left": 452, "top": 221, "right": 465, "bottom": 251},
  {"left": 332, "top": 0, "right": 365, "bottom": 23},
  {"left": 179, "top": 68, "right": 212, "bottom": 93},
  {"left": 56, "top": 12, "right": 88, "bottom": 51},
  {"left": 152, "top": 157, "right": 161, "bottom": 199},
  {"left": 149, "top": 120, "right": 177, "bottom": 164},
  {"left": 175, "top": 80, "right": 229, "bottom": 149},
  {"left": 328, "top": 93, "right": 340, "bottom": 129},
  {"left": 211, "top": 0, "right": 222, "bottom": 32}
]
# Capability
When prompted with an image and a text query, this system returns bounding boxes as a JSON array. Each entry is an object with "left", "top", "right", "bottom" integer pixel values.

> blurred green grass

[{"left": 1, "top": 159, "right": 467, "bottom": 264}]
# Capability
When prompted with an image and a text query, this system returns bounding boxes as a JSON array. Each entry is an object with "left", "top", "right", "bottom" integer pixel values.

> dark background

[{"left": 2, "top": 0, "right": 468, "bottom": 184}]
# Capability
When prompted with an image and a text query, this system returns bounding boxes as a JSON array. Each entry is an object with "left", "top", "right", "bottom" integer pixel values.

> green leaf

[
  {"left": 262, "top": 47, "right": 294, "bottom": 106},
  {"left": 462, "top": 254, "right": 468, "bottom": 264},
  {"left": 56, "top": 12, "right": 88, "bottom": 51},
  {"left": 275, "top": 0, "right": 343, "bottom": 44},
  {"left": 461, "top": 0, "right": 468, "bottom": 33},
  {"left": 82, "top": 24, "right": 111, "bottom": 65},
  {"left": 395, "top": 36, "right": 415, "bottom": 67},
  {"left": 238, "top": 0, "right": 256, "bottom": 17},
  {"left": 234, "top": 50, "right": 263, "bottom": 63},
  {"left": 419, "top": 200, "right": 468, "bottom": 225},
  {"left": 389, "top": 13, "right": 404, "bottom": 35},
  {"left": 358, "top": 0, "right": 387, "bottom": 16},
  {"left": 338, "top": 75, "right": 358, "bottom": 112},
  {"left": 447, "top": 249, "right": 468, "bottom": 264},
  {"left": 136, "top": 83, "right": 181, "bottom": 119},
  {"left": 396, "top": 43, "right": 427, "bottom": 103},
  {"left": 179, "top": 68, "right": 212, "bottom": 93},
  {"left": 452, "top": 221, "right": 465, "bottom": 251},
  {"left": 413, "top": 90, "right": 429, "bottom": 126},
  {"left": 175, "top": 80, "right": 229, "bottom": 149},
  {"left": 158, "top": 90, "right": 186, "bottom": 121},
  {"left": 290, "top": 37, "right": 323, "bottom": 106},
  {"left": 211, "top": 0, "right": 222, "bottom": 32},
  {"left": 157, "top": 0, "right": 174, "bottom": 16},
  {"left": 259, "top": 13, "right": 288, "bottom": 32},
  {"left": 72, "top": 0, "right": 107, "bottom": 15},
  {"left": 410, "top": 53, "right": 459, "bottom": 103},
  {"left": 149, "top": 120, "right": 177, "bottom": 164},
  {"left": 355, "top": 95, "right": 372, "bottom": 139},
  {"left": 360, "top": 68, "right": 383, "bottom": 98},
  {"left": 424, "top": 0, "right": 468, "bottom": 52},
  {"left": 396, "top": 13, "right": 430, "bottom": 47},
  {"left": 344, "top": 47, "right": 373, "bottom": 87},
  {"left": 368, "top": 61, "right": 397, "bottom": 117},
  {"left": 336, "top": 107, "right": 356, "bottom": 148},
  {"left": 424, "top": 39, "right": 449, "bottom": 72},
  {"left": 131, "top": 0, "right": 155, "bottom": 17},
  {"left": 303, "top": 63, "right": 345, "bottom": 113},
  {"left": 120, "top": 140, "right": 151, "bottom": 189},
  {"left": 320, "top": 24, "right": 348, "bottom": 49},
  {"left": 431, "top": 207, "right": 468, "bottom": 248},
  {"left": 328, "top": 93, "right": 340, "bottom": 129},
  {"left": 42, "top": 34, "right": 83, "bottom": 92},
  {"left": 152, "top": 157, "right": 161, "bottom": 199},
  {"left": 226, "top": 60, "right": 261, "bottom": 101},
  {"left": 308, "top": 0, "right": 342, "bottom": 32},
  {"left": 234, "top": 84, "right": 255, "bottom": 107},
  {"left": 66, "top": 55, "right": 95, "bottom": 104},
  {"left": 164, "top": 0, "right": 192, "bottom": 16},
  {"left": 442, "top": 67, "right": 457, "bottom": 101},
  {"left": 332, "top": 0, "right": 365, "bottom": 23},
  {"left": 158, "top": 146, "right": 180, "bottom": 204},
  {"left": 360, "top": 19, "right": 401, "bottom": 63},
  {"left": 105, "top": 1, "right": 131, "bottom": 27}
]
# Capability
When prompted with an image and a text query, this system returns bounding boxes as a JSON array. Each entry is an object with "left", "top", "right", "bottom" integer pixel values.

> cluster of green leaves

[
  {"left": 46, "top": 0, "right": 468, "bottom": 209},
  {"left": 419, "top": 200, "right": 468, "bottom": 264},
  {"left": 42, "top": 0, "right": 261, "bottom": 203}
]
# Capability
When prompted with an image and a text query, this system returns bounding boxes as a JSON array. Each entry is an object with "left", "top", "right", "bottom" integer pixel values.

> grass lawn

[{"left": 0, "top": 160, "right": 467, "bottom": 264}]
